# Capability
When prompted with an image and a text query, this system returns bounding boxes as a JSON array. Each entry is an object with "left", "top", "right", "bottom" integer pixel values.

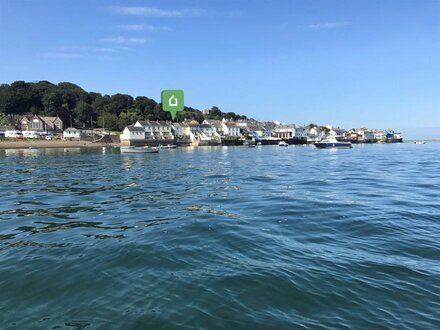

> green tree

[
  {"left": 73, "top": 101, "right": 95, "bottom": 127},
  {"left": 0, "top": 80, "right": 249, "bottom": 130},
  {"left": 98, "top": 113, "right": 119, "bottom": 131},
  {"left": 207, "top": 106, "right": 223, "bottom": 119},
  {"left": 42, "top": 91, "right": 63, "bottom": 115}
]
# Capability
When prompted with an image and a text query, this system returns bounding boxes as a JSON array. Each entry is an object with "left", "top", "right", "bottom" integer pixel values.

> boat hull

[
  {"left": 158, "top": 145, "right": 177, "bottom": 149},
  {"left": 120, "top": 147, "right": 159, "bottom": 153},
  {"left": 314, "top": 142, "right": 352, "bottom": 149}
]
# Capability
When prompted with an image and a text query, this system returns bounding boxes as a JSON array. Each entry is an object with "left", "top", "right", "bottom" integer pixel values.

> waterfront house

[
  {"left": 120, "top": 125, "right": 146, "bottom": 144},
  {"left": 134, "top": 120, "right": 174, "bottom": 140},
  {"left": 171, "top": 121, "right": 222, "bottom": 145},
  {"left": 181, "top": 123, "right": 197, "bottom": 142},
  {"left": 221, "top": 122, "right": 241, "bottom": 137},
  {"left": 307, "top": 126, "right": 326, "bottom": 141},
  {"left": 235, "top": 120, "right": 266, "bottom": 139},
  {"left": 261, "top": 122, "right": 277, "bottom": 137},
  {"left": 248, "top": 125, "right": 265, "bottom": 137},
  {"left": 273, "top": 124, "right": 307, "bottom": 143},
  {"left": 346, "top": 130, "right": 359, "bottom": 142},
  {"left": 63, "top": 127, "right": 81, "bottom": 140},
  {"left": 198, "top": 124, "right": 218, "bottom": 138},
  {"left": 157, "top": 121, "right": 174, "bottom": 140},
  {"left": 328, "top": 128, "right": 347, "bottom": 139},
  {"left": 374, "top": 130, "right": 386, "bottom": 142},
  {"left": 202, "top": 119, "right": 224, "bottom": 136},
  {"left": 172, "top": 122, "right": 197, "bottom": 142},
  {"left": 171, "top": 122, "right": 185, "bottom": 138},
  {"left": 356, "top": 128, "right": 375, "bottom": 143},
  {"left": 195, "top": 124, "right": 221, "bottom": 142},
  {"left": 20, "top": 115, "right": 63, "bottom": 132}
]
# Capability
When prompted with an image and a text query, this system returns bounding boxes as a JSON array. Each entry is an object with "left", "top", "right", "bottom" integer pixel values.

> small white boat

[
  {"left": 120, "top": 146, "right": 159, "bottom": 154},
  {"left": 158, "top": 144, "right": 177, "bottom": 149},
  {"left": 278, "top": 141, "right": 289, "bottom": 147},
  {"left": 314, "top": 137, "right": 352, "bottom": 149},
  {"left": 414, "top": 141, "right": 426, "bottom": 145}
]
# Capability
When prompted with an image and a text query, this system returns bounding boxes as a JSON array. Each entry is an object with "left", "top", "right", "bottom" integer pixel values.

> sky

[{"left": 1, "top": 0, "right": 439, "bottom": 137}]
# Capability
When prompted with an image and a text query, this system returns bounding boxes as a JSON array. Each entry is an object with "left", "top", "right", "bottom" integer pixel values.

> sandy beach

[{"left": 0, "top": 139, "right": 120, "bottom": 149}]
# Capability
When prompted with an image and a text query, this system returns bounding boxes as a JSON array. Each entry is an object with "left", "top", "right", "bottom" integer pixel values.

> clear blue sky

[{"left": 1, "top": 0, "right": 439, "bottom": 135}]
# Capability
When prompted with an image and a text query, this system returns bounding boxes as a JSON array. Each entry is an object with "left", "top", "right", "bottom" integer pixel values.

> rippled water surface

[{"left": 1, "top": 144, "right": 439, "bottom": 329}]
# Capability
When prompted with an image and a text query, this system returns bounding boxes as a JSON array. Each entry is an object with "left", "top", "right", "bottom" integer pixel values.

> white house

[
  {"left": 134, "top": 121, "right": 174, "bottom": 140},
  {"left": 221, "top": 122, "right": 241, "bottom": 136},
  {"left": 328, "top": 128, "right": 347, "bottom": 139},
  {"left": 198, "top": 124, "right": 218, "bottom": 137},
  {"left": 357, "top": 128, "right": 375, "bottom": 142},
  {"left": 308, "top": 126, "right": 326, "bottom": 140},
  {"left": 374, "top": 130, "right": 385, "bottom": 141},
  {"left": 191, "top": 124, "right": 221, "bottom": 141},
  {"left": 246, "top": 125, "right": 264, "bottom": 137},
  {"left": 63, "top": 128, "right": 81, "bottom": 140},
  {"left": 273, "top": 124, "right": 307, "bottom": 139},
  {"left": 262, "top": 122, "right": 277, "bottom": 137},
  {"left": 171, "top": 123, "right": 185, "bottom": 138},
  {"left": 202, "top": 119, "right": 223, "bottom": 136},
  {"left": 121, "top": 125, "right": 145, "bottom": 143}
]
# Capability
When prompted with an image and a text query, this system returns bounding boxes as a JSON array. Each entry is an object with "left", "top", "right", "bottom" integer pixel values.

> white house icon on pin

[{"left": 168, "top": 95, "right": 178, "bottom": 107}]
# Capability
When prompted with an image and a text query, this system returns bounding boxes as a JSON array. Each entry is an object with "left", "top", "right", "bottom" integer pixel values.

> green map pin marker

[{"left": 162, "top": 90, "right": 184, "bottom": 120}]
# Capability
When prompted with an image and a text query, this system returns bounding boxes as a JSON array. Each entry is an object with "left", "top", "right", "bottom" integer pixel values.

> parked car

[{"left": 31, "top": 131, "right": 54, "bottom": 140}]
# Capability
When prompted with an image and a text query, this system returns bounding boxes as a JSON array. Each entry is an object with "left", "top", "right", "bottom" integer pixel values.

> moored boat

[
  {"left": 158, "top": 144, "right": 177, "bottom": 149},
  {"left": 314, "top": 137, "right": 352, "bottom": 149},
  {"left": 414, "top": 141, "right": 426, "bottom": 145},
  {"left": 278, "top": 141, "right": 289, "bottom": 147},
  {"left": 120, "top": 146, "right": 159, "bottom": 153}
]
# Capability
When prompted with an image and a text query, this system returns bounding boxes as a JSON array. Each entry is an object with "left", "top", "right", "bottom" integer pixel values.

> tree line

[{"left": 0, "top": 81, "right": 246, "bottom": 131}]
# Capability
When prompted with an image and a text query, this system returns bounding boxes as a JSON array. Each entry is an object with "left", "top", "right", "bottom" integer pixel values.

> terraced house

[{"left": 134, "top": 121, "right": 174, "bottom": 140}]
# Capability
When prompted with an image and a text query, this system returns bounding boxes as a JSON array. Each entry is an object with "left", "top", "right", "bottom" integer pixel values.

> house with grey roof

[
  {"left": 63, "top": 127, "right": 81, "bottom": 140},
  {"left": 121, "top": 125, "right": 146, "bottom": 144},
  {"left": 221, "top": 122, "right": 242, "bottom": 137},
  {"left": 134, "top": 120, "right": 174, "bottom": 140},
  {"left": 20, "top": 115, "right": 63, "bottom": 132}
]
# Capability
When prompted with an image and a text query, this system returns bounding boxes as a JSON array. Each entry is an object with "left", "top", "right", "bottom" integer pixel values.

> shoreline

[
  {"left": 0, "top": 140, "right": 436, "bottom": 150},
  {"left": 0, "top": 140, "right": 120, "bottom": 149}
]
